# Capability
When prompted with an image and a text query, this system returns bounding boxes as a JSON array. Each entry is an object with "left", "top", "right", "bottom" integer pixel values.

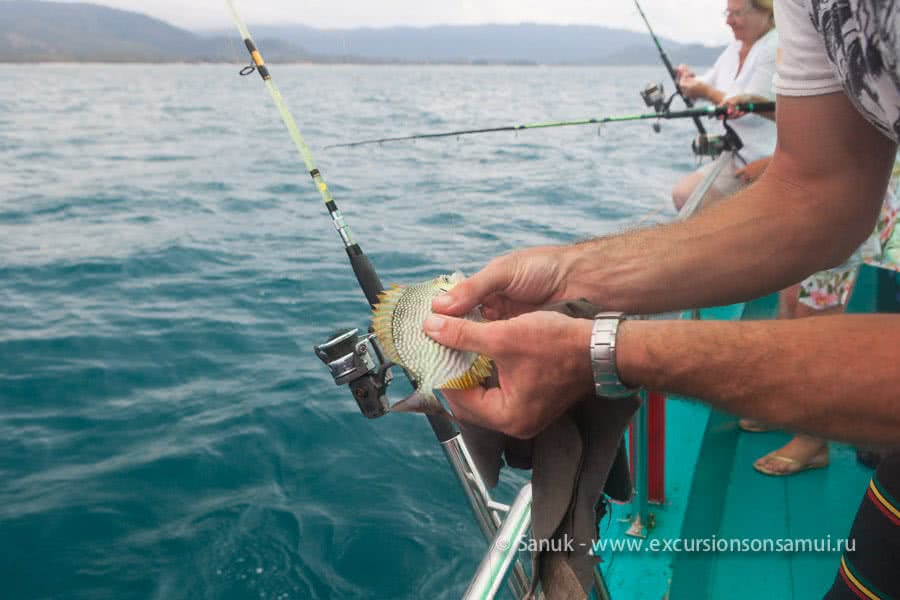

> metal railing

[
  {"left": 447, "top": 425, "right": 614, "bottom": 598},
  {"left": 442, "top": 435, "right": 532, "bottom": 598},
  {"left": 463, "top": 484, "right": 533, "bottom": 600}
]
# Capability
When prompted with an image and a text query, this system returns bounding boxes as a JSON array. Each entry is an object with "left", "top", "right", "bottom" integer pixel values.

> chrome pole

[
  {"left": 462, "top": 484, "right": 533, "bottom": 600},
  {"left": 443, "top": 436, "right": 531, "bottom": 598}
]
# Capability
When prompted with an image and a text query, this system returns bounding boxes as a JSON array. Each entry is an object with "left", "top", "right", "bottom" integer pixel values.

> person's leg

[
  {"left": 672, "top": 172, "right": 731, "bottom": 212},
  {"left": 753, "top": 273, "right": 859, "bottom": 476},
  {"left": 672, "top": 156, "right": 744, "bottom": 212},
  {"left": 823, "top": 452, "right": 900, "bottom": 599},
  {"left": 671, "top": 170, "right": 706, "bottom": 211},
  {"left": 778, "top": 283, "right": 801, "bottom": 319}
]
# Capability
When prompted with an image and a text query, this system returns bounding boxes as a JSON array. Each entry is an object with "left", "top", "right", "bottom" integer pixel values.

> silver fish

[{"left": 372, "top": 272, "right": 492, "bottom": 417}]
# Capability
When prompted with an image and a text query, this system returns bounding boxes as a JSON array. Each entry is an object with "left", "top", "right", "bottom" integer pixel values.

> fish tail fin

[
  {"left": 390, "top": 386, "right": 442, "bottom": 414},
  {"left": 390, "top": 388, "right": 461, "bottom": 426}
]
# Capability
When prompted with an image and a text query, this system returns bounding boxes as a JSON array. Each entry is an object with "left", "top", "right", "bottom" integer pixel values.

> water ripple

[{"left": 0, "top": 63, "right": 698, "bottom": 599}]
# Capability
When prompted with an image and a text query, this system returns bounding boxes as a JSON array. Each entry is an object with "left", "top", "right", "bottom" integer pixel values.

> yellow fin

[
  {"left": 440, "top": 354, "right": 493, "bottom": 390},
  {"left": 371, "top": 284, "right": 406, "bottom": 365}
]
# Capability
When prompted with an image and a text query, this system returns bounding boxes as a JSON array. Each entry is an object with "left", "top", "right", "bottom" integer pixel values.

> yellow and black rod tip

[{"left": 242, "top": 38, "right": 271, "bottom": 80}]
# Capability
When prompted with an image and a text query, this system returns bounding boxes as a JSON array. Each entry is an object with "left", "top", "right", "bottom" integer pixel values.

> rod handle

[{"left": 346, "top": 246, "right": 384, "bottom": 308}]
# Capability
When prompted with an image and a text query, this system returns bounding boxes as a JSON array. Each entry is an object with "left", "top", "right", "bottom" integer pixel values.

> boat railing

[
  {"left": 441, "top": 433, "right": 533, "bottom": 598},
  {"left": 462, "top": 483, "right": 533, "bottom": 600},
  {"left": 446, "top": 423, "right": 613, "bottom": 598}
]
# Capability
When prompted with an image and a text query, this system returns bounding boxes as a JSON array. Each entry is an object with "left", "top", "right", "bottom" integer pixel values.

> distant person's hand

[
  {"left": 678, "top": 75, "right": 707, "bottom": 100},
  {"left": 423, "top": 310, "right": 596, "bottom": 439},
  {"left": 720, "top": 95, "right": 775, "bottom": 120},
  {"left": 735, "top": 157, "right": 772, "bottom": 184},
  {"left": 674, "top": 64, "right": 695, "bottom": 83}
]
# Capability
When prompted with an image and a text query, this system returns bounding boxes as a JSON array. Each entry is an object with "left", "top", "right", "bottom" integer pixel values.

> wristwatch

[{"left": 590, "top": 312, "right": 640, "bottom": 399}]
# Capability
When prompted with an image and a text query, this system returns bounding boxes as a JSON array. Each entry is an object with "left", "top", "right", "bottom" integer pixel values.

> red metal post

[{"left": 647, "top": 391, "right": 666, "bottom": 504}]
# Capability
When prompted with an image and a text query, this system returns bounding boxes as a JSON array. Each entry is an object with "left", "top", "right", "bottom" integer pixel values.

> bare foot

[{"left": 753, "top": 434, "right": 829, "bottom": 476}]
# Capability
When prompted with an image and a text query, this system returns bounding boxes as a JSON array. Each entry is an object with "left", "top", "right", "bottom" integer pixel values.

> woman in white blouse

[{"left": 670, "top": 0, "right": 777, "bottom": 210}]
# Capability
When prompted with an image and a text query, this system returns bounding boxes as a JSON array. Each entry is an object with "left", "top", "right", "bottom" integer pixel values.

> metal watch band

[{"left": 590, "top": 312, "right": 640, "bottom": 399}]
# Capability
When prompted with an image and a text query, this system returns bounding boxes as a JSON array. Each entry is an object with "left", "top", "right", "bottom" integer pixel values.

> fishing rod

[
  {"left": 324, "top": 102, "right": 774, "bottom": 149},
  {"left": 633, "top": 0, "right": 707, "bottom": 135},
  {"left": 223, "top": 0, "right": 448, "bottom": 431},
  {"left": 223, "top": 6, "right": 535, "bottom": 596}
]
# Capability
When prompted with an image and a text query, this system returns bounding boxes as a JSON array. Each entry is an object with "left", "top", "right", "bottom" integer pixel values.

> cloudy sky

[{"left": 56, "top": 0, "right": 735, "bottom": 45}]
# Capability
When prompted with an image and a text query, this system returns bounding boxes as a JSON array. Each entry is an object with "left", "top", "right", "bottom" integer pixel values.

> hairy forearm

[
  {"left": 565, "top": 174, "right": 848, "bottom": 313},
  {"left": 561, "top": 94, "right": 895, "bottom": 315},
  {"left": 617, "top": 316, "right": 900, "bottom": 446}
]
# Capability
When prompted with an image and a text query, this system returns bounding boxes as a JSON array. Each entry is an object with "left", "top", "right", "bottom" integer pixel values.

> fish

[{"left": 371, "top": 272, "right": 493, "bottom": 418}]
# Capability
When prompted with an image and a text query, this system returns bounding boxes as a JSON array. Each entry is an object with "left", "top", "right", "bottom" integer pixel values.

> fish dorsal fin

[
  {"left": 441, "top": 354, "right": 493, "bottom": 390},
  {"left": 371, "top": 284, "right": 406, "bottom": 364},
  {"left": 448, "top": 270, "right": 466, "bottom": 285}
]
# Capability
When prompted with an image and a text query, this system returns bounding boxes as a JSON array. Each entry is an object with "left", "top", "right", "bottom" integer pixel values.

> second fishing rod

[
  {"left": 633, "top": 0, "right": 706, "bottom": 135},
  {"left": 325, "top": 101, "right": 775, "bottom": 150}
]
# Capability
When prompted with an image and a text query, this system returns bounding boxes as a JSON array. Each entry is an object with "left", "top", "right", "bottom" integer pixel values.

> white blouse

[{"left": 698, "top": 28, "right": 779, "bottom": 162}]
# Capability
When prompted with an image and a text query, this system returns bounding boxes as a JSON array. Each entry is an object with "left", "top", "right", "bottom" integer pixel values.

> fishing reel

[
  {"left": 640, "top": 82, "right": 668, "bottom": 114},
  {"left": 692, "top": 119, "right": 743, "bottom": 158},
  {"left": 640, "top": 82, "right": 677, "bottom": 132},
  {"left": 314, "top": 328, "right": 393, "bottom": 419}
]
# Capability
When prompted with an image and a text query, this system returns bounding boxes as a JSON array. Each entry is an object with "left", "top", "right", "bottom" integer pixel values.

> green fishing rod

[
  {"left": 222, "top": 0, "right": 461, "bottom": 440},
  {"left": 325, "top": 102, "right": 774, "bottom": 149},
  {"left": 633, "top": 0, "right": 707, "bottom": 135}
]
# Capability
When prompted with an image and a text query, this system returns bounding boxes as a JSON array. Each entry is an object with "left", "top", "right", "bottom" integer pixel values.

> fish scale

[{"left": 372, "top": 272, "right": 493, "bottom": 417}]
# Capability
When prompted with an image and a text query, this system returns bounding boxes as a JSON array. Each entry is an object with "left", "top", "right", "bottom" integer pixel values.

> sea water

[{"left": 0, "top": 64, "right": 701, "bottom": 599}]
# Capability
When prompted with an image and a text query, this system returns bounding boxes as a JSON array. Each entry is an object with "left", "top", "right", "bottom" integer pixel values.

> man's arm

[
  {"left": 569, "top": 92, "right": 896, "bottom": 315},
  {"left": 617, "top": 315, "right": 900, "bottom": 446},
  {"left": 436, "top": 92, "right": 895, "bottom": 320}
]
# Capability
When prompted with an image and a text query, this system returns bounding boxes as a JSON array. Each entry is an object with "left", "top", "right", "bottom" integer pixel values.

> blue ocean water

[{"left": 0, "top": 64, "right": 701, "bottom": 599}]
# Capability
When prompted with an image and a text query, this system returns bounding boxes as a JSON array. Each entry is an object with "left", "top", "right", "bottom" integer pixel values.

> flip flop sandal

[
  {"left": 739, "top": 418, "right": 773, "bottom": 433},
  {"left": 753, "top": 451, "right": 830, "bottom": 477}
]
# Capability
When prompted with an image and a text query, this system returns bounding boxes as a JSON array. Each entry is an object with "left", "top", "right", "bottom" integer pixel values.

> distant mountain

[
  {"left": 0, "top": 1, "right": 723, "bottom": 65},
  {"left": 0, "top": 1, "right": 310, "bottom": 62},
  {"left": 236, "top": 23, "right": 724, "bottom": 66},
  {"left": 599, "top": 43, "right": 725, "bottom": 67}
]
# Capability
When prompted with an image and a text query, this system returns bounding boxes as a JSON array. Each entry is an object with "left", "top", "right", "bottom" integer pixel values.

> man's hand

[
  {"left": 432, "top": 245, "right": 578, "bottom": 319},
  {"left": 423, "top": 311, "right": 595, "bottom": 439}
]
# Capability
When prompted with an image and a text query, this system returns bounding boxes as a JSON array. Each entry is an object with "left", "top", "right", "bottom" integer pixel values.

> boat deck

[{"left": 600, "top": 266, "right": 882, "bottom": 600}]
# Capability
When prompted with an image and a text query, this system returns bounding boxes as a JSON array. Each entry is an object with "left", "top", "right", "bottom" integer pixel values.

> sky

[{"left": 54, "top": 0, "right": 735, "bottom": 45}]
